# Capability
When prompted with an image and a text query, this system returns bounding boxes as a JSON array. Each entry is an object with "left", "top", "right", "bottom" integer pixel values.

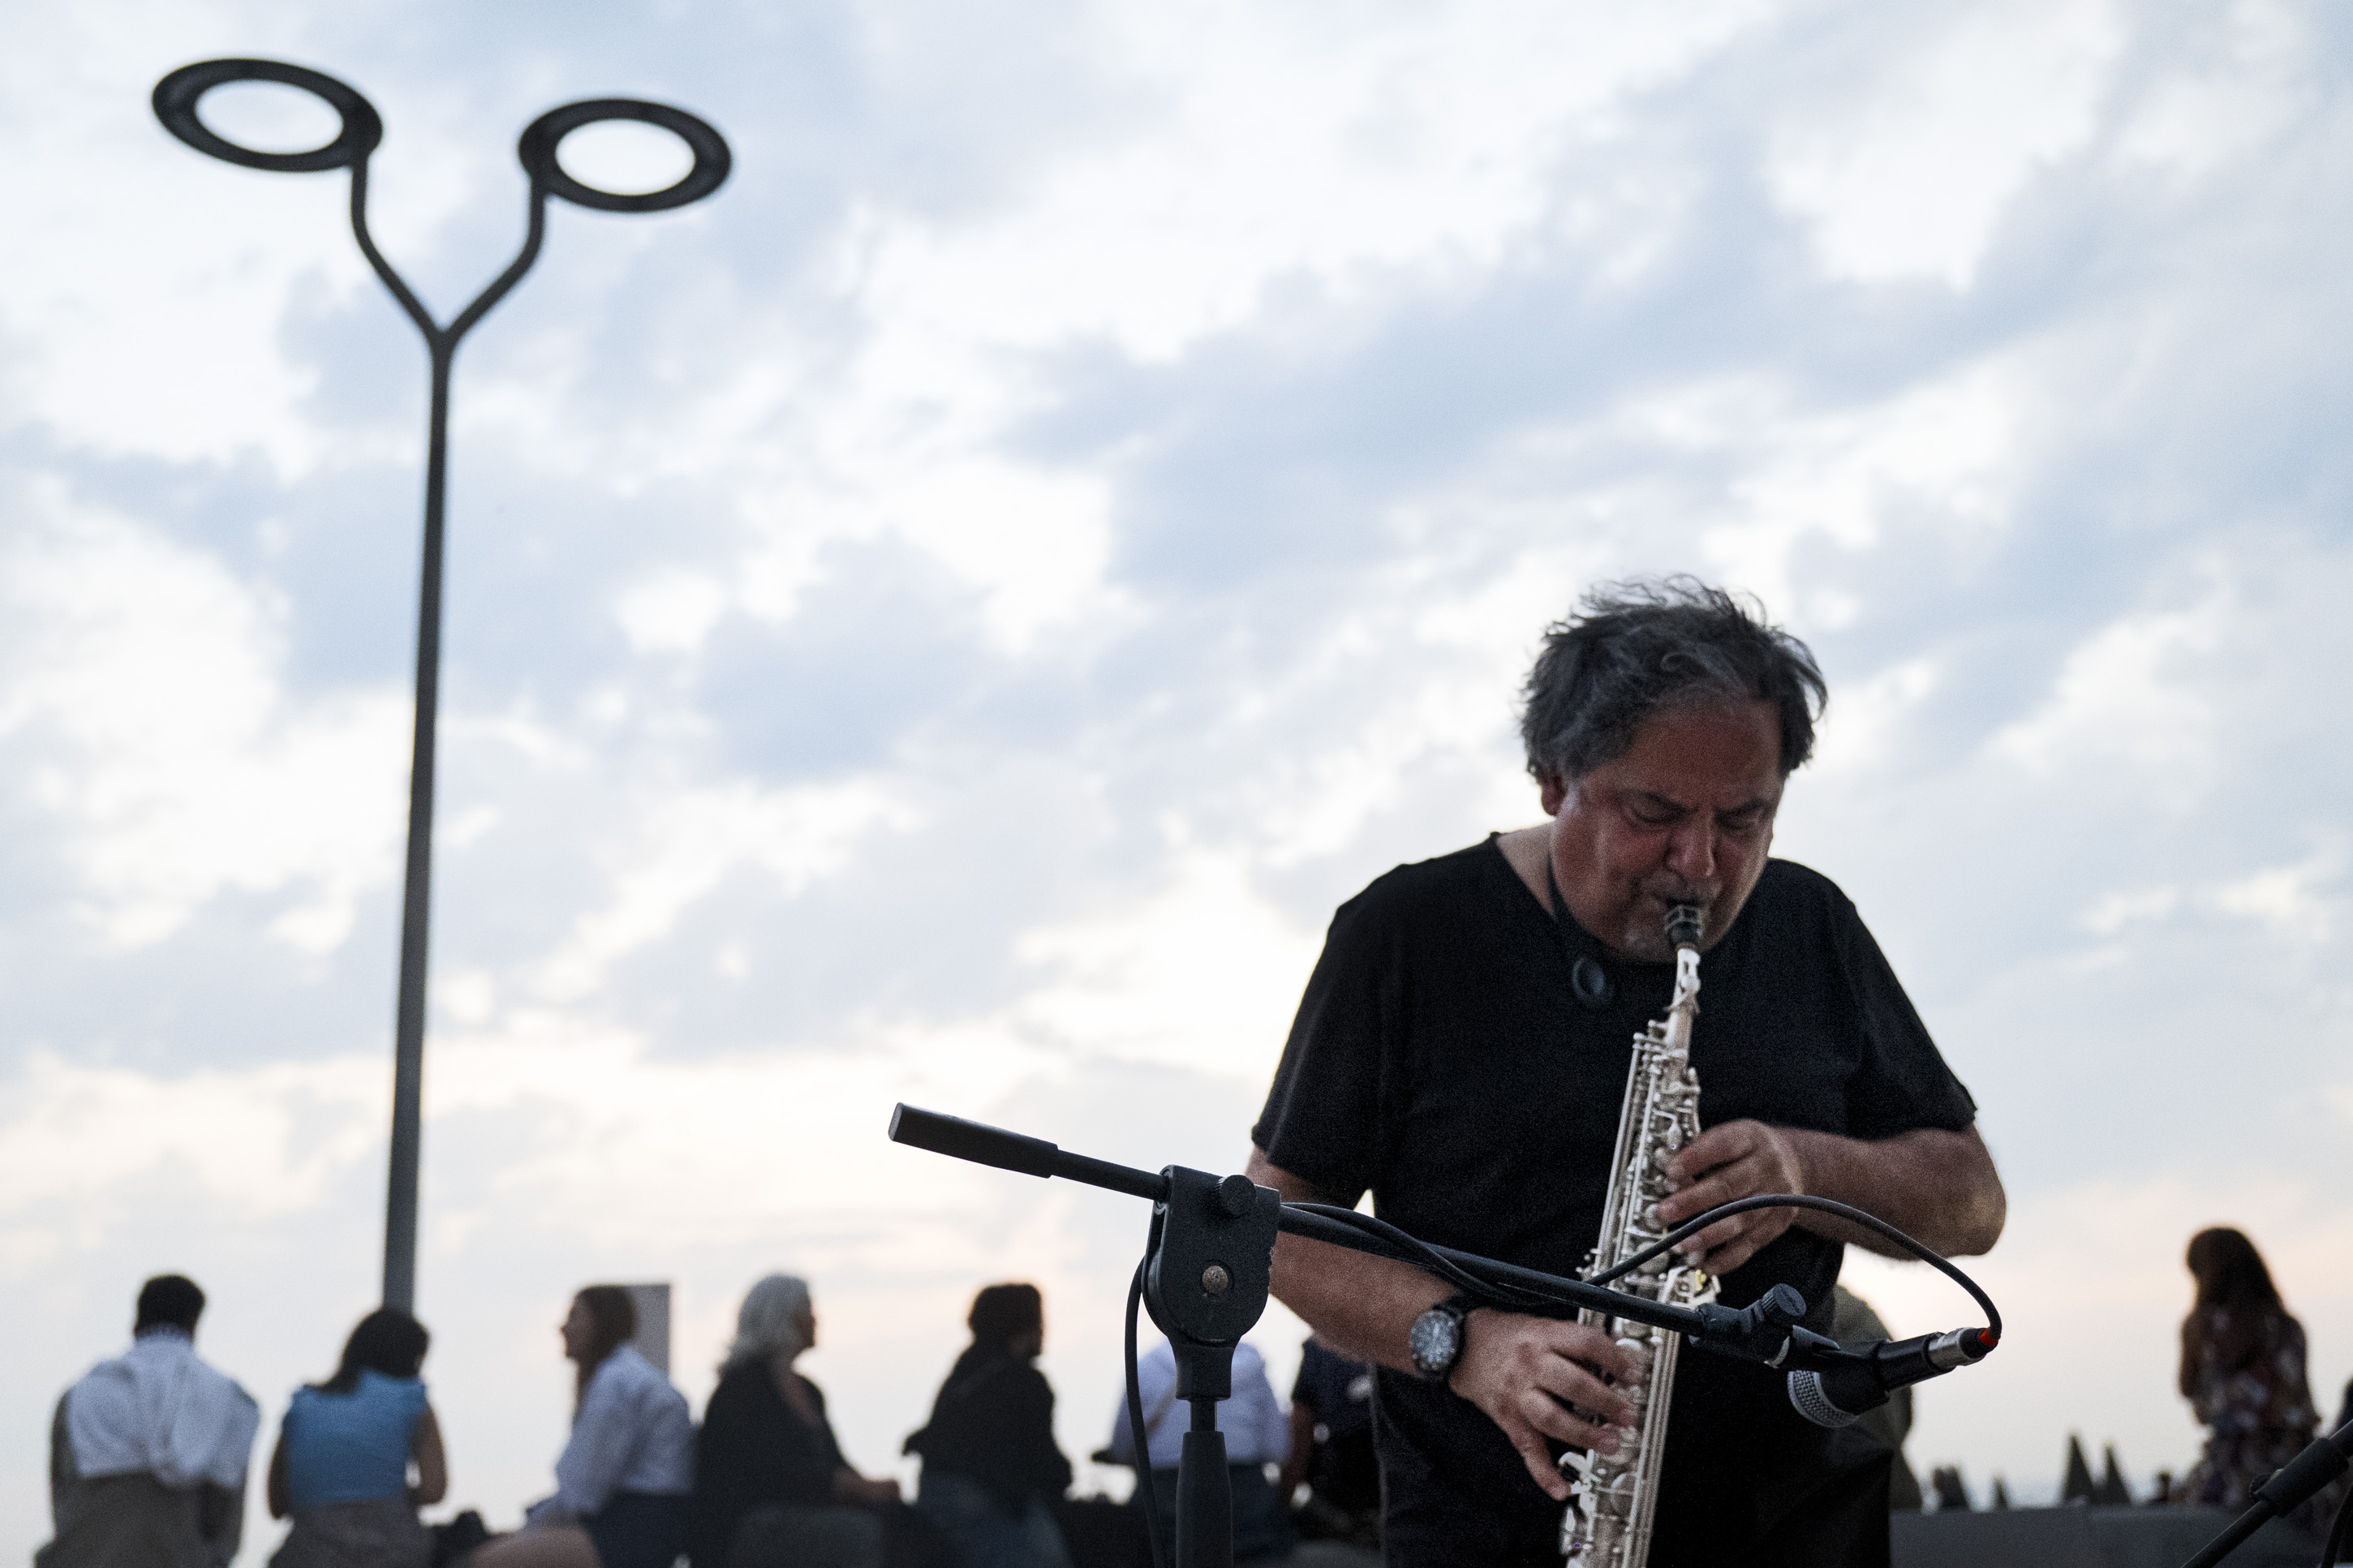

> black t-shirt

[{"left": 1251, "top": 840, "right": 1977, "bottom": 1567}]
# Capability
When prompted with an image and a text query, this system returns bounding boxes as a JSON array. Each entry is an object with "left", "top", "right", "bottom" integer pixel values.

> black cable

[
  {"left": 2322, "top": 1480, "right": 2353, "bottom": 1568},
  {"left": 1288, "top": 1202, "right": 1556, "bottom": 1310},
  {"left": 1289, "top": 1192, "right": 1999, "bottom": 1342},
  {"left": 1582, "top": 1192, "right": 2002, "bottom": 1339},
  {"left": 1125, "top": 1261, "right": 1167, "bottom": 1568}
]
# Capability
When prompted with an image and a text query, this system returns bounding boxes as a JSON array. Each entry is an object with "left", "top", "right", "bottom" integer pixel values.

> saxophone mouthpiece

[{"left": 1664, "top": 904, "right": 1703, "bottom": 952}]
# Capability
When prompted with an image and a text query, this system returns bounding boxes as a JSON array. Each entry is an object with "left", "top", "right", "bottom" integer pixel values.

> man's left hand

[{"left": 1653, "top": 1120, "right": 1808, "bottom": 1275}]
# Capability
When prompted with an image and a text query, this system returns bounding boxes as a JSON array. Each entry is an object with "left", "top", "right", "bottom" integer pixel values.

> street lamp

[{"left": 153, "top": 58, "right": 731, "bottom": 1312}]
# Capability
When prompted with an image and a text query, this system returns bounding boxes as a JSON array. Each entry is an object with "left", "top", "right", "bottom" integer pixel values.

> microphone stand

[
  {"left": 2178, "top": 1417, "right": 2353, "bottom": 1568},
  {"left": 887, "top": 1104, "right": 1838, "bottom": 1568}
]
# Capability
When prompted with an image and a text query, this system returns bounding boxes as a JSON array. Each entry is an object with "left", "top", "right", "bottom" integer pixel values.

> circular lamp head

[
  {"left": 516, "top": 99, "right": 731, "bottom": 213},
  {"left": 153, "top": 58, "right": 383, "bottom": 172}
]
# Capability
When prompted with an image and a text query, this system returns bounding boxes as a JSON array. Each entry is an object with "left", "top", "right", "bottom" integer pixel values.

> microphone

[{"left": 1787, "top": 1326, "right": 1997, "bottom": 1428}]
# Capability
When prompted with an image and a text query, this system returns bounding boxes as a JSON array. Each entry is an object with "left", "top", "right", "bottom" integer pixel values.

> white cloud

[
  {"left": 615, "top": 570, "right": 730, "bottom": 655},
  {"left": 0, "top": 496, "right": 408, "bottom": 950},
  {"left": 1711, "top": 367, "right": 2016, "bottom": 593},
  {"left": 856, "top": 1, "right": 1774, "bottom": 363},
  {"left": 1989, "top": 577, "right": 2232, "bottom": 806},
  {"left": 0, "top": 1051, "right": 381, "bottom": 1243},
  {"left": 1811, "top": 657, "right": 1938, "bottom": 776},
  {"left": 2207, "top": 840, "right": 2341, "bottom": 945},
  {"left": 1015, "top": 850, "right": 1320, "bottom": 1078},
  {"left": 2079, "top": 886, "right": 2179, "bottom": 937},
  {"left": 533, "top": 778, "right": 922, "bottom": 1003},
  {"left": 1558, "top": 363, "right": 2021, "bottom": 628},
  {"left": 1768, "top": 0, "right": 2121, "bottom": 287},
  {"left": 2114, "top": 0, "right": 2309, "bottom": 179}
]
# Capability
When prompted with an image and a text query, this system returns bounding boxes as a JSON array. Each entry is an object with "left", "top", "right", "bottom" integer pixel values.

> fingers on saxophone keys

[
  {"left": 1676, "top": 1214, "right": 1741, "bottom": 1261},
  {"left": 1538, "top": 1366, "right": 1639, "bottom": 1435},
  {"left": 1544, "top": 1396, "right": 1635, "bottom": 1458},
  {"left": 1512, "top": 1433, "right": 1576, "bottom": 1501}
]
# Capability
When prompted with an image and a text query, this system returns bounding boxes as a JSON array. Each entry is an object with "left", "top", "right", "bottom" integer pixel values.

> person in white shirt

[
  {"left": 474, "top": 1287, "right": 695, "bottom": 1568},
  {"left": 37, "top": 1274, "right": 261, "bottom": 1568},
  {"left": 1108, "top": 1338, "right": 1293, "bottom": 1562}
]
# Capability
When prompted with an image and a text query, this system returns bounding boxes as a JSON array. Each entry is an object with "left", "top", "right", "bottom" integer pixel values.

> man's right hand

[{"left": 1448, "top": 1311, "right": 1645, "bottom": 1501}]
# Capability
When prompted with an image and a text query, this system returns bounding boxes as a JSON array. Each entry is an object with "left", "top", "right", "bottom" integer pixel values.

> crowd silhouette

[{"left": 33, "top": 1231, "right": 2353, "bottom": 1568}]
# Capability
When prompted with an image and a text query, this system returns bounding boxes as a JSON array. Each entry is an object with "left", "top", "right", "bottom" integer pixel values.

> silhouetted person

[
  {"left": 37, "top": 1274, "right": 260, "bottom": 1568},
  {"left": 2174, "top": 1228, "right": 2317, "bottom": 1512},
  {"left": 1280, "top": 1338, "right": 1379, "bottom": 1548},
  {"left": 265, "top": 1308, "right": 447, "bottom": 1567},
  {"left": 905, "top": 1283, "right": 1074, "bottom": 1568},
  {"left": 474, "top": 1286, "right": 695, "bottom": 1568},
  {"left": 1830, "top": 1287, "right": 1922, "bottom": 1512},
  {"left": 690, "top": 1274, "right": 949, "bottom": 1568}
]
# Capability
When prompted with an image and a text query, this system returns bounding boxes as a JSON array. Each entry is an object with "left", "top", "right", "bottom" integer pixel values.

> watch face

[{"left": 1409, "top": 1305, "right": 1460, "bottom": 1377}]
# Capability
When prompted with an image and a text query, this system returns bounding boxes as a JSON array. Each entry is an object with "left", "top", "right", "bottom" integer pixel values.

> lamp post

[{"left": 153, "top": 59, "right": 730, "bottom": 1312}]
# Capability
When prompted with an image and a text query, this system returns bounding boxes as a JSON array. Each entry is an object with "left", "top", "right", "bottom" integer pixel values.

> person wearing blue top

[
  {"left": 1108, "top": 1338, "right": 1293, "bottom": 1562},
  {"left": 265, "top": 1308, "right": 446, "bottom": 1568},
  {"left": 474, "top": 1286, "right": 695, "bottom": 1568}
]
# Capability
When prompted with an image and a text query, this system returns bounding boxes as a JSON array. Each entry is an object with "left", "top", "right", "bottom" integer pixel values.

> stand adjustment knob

[{"left": 1215, "top": 1173, "right": 1257, "bottom": 1217}]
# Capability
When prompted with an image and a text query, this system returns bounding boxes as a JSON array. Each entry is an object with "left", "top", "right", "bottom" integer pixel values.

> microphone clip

[{"left": 1688, "top": 1283, "right": 1809, "bottom": 1364}]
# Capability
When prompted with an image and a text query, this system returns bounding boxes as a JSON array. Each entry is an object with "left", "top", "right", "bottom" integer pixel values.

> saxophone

[{"left": 1559, "top": 903, "right": 1714, "bottom": 1566}]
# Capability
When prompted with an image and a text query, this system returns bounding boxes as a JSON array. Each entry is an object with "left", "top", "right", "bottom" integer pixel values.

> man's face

[{"left": 1543, "top": 698, "right": 1784, "bottom": 962}]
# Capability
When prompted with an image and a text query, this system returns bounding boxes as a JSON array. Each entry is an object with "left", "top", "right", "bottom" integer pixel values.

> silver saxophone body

[{"left": 1559, "top": 904, "right": 1714, "bottom": 1567}]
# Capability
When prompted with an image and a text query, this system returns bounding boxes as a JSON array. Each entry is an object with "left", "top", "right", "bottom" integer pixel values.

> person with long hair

[
  {"left": 688, "top": 1274, "right": 948, "bottom": 1568},
  {"left": 264, "top": 1308, "right": 445, "bottom": 1568},
  {"left": 2175, "top": 1227, "right": 2319, "bottom": 1510},
  {"left": 905, "top": 1283, "right": 1073, "bottom": 1568},
  {"left": 474, "top": 1287, "right": 694, "bottom": 1568}
]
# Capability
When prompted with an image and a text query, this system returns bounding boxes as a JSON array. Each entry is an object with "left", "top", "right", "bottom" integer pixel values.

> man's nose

[{"left": 1667, "top": 819, "right": 1718, "bottom": 886}]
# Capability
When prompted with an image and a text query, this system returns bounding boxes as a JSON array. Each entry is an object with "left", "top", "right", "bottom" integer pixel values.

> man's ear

[{"left": 1538, "top": 772, "right": 1568, "bottom": 816}]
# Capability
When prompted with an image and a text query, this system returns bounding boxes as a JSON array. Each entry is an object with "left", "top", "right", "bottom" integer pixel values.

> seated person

[
  {"left": 475, "top": 1287, "right": 695, "bottom": 1568},
  {"left": 1829, "top": 1286, "right": 1923, "bottom": 1512},
  {"left": 265, "top": 1308, "right": 448, "bottom": 1567},
  {"left": 2175, "top": 1229, "right": 2318, "bottom": 1513},
  {"left": 905, "top": 1283, "right": 1074, "bottom": 1568},
  {"left": 1280, "top": 1338, "right": 1378, "bottom": 1548},
  {"left": 38, "top": 1274, "right": 261, "bottom": 1568},
  {"left": 1108, "top": 1337, "right": 1293, "bottom": 1563},
  {"left": 690, "top": 1274, "right": 949, "bottom": 1568}
]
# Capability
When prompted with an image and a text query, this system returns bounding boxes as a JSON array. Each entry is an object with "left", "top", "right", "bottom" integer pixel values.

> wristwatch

[{"left": 1409, "top": 1295, "right": 1473, "bottom": 1381}]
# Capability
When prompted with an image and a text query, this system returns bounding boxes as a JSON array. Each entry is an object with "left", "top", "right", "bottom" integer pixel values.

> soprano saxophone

[{"left": 1559, "top": 903, "right": 1714, "bottom": 1566}]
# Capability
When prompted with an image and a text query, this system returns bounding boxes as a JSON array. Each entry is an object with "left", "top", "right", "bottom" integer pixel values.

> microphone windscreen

[{"left": 1787, "top": 1370, "right": 1863, "bottom": 1429}]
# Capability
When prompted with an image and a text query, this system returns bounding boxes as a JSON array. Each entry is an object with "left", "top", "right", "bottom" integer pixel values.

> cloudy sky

[{"left": 3, "top": 0, "right": 2351, "bottom": 1554}]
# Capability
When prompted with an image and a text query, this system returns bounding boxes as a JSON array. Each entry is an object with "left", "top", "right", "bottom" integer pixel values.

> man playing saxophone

[{"left": 1246, "top": 580, "right": 2007, "bottom": 1567}]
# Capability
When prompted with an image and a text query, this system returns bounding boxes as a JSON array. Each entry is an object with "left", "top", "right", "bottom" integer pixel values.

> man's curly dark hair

[{"left": 1520, "top": 578, "right": 1826, "bottom": 784}]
